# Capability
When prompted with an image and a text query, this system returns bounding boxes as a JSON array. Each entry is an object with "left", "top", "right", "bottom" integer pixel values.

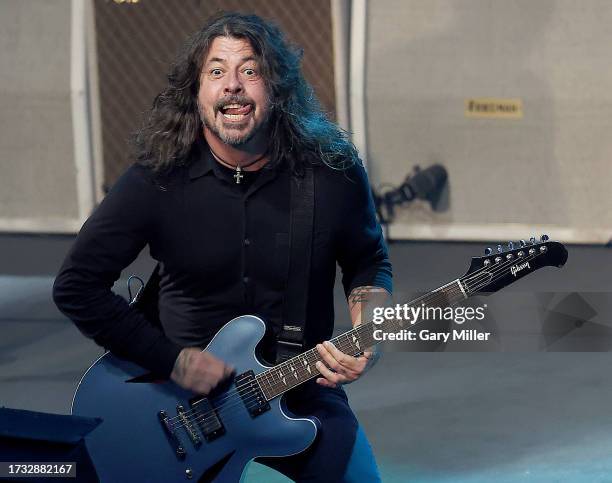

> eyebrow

[{"left": 206, "top": 56, "right": 258, "bottom": 65}]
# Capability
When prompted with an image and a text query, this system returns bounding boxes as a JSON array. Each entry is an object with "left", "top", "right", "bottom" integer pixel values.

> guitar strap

[
  {"left": 130, "top": 165, "right": 315, "bottom": 364},
  {"left": 276, "top": 165, "right": 315, "bottom": 363}
]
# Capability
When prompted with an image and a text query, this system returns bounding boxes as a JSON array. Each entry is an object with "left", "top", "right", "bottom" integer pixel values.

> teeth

[
  {"left": 223, "top": 103, "right": 244, "bottom": 109},
  {"left": 223, "top": 113, "right": 246, "bottom": 120}
]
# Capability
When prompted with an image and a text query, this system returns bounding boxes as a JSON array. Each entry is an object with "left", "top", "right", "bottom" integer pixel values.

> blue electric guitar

[{"left": 72, "top": 237, "right": 567, "bottom": 482}]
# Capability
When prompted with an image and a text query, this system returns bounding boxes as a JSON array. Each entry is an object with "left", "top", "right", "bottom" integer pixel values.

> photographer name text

[{"left": 372, "top": 328, "right": 491, "bottom": 342}]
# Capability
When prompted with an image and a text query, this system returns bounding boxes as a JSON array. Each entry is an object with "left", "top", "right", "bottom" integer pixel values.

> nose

[{"left": 223, "top": 70, "right": 243, "bottom": 95}]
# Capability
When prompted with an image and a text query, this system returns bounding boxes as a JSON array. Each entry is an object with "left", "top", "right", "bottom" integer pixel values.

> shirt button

[
  {"left": 244, "top": 238, "right": 251, "bottom": 246},
  {"left": 243, "top": 276, "right": 250, "bottom": 284}
]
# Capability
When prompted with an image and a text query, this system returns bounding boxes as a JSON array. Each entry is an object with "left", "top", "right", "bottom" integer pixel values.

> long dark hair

[{"left": 133, "top": 12, "right": 358, "bottom": 175}]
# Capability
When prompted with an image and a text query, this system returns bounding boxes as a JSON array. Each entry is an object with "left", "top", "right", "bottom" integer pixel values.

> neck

[
  {"left": 204, "top": 128, "right": 268, "bottom": 170},
  {"left": 256, "top": 279, "right": 469, "bottom": 401}
]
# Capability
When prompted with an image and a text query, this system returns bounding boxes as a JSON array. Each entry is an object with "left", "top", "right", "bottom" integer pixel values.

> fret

[
  {"left": 301, "top": 354, "right": 313, "bottom": 375},
  {"left": 457, "top": 279, "right": 468, "bottom": 299},
  {"left": 259, "top": 278, "right": 475, "bottom": 400},
  {"left": 356, "top": 323, "right": 377, "bottom": 351}
]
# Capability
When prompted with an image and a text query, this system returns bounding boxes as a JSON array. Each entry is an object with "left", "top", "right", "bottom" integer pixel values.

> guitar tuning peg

[
  {"left": 508, "top": 241, "right": 514, "bottom": 250},
  {"left": 497, "top": 244, "right": 503, "bottom": 253},
  {"left": 540, "top": 234, "right": 549, "bottom": 242},
  {"left": 484, "top": 247, "right": 493, "bottom": 256},
  {"left": 520, "top": 239, "right": 526, "bottom": 247},
  {"left": 530, "top": 237, "right": 537, "bottom": 244}
]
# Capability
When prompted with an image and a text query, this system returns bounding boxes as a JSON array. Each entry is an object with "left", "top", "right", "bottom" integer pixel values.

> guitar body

[{"left": 72, "top": 316, "right": 318, "bottom": 483}]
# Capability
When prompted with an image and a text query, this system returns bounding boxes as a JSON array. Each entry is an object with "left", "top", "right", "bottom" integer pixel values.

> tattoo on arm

[
  {"left": 348, "top": 286, "right": 392, "bottom": 326},
  {"left": 349, "top": 286, "right": 374, "bottom": 307},
  {"left": 347, "top": 286, "right": 390, "bottom": 369}
]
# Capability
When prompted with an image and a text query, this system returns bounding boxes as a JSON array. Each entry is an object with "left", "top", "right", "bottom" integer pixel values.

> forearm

[
  {"left": 53, "top": 271, "right": 182, "bottom": 376},
  {"left": 347, "top": 285, "right": 392, "bottom": 367},
  {"left": 348, "top": 285, "right": 392, "bottom": 328}
]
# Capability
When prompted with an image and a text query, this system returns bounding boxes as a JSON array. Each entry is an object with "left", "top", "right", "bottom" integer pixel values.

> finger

[
  {"left": 316, "top": 377, "right": 337, "bottom": 388},
  {"left": 207, "top": 363, "right": 226, "bottom": 381},
  {"left": 195, "top": 382, "right": 212, "bottom": 395},
  {"left": 322, "top": 341, "right": 360, "bottom": 371},
  {"left": 355, "top": 351, "right": 374, "bottom": 365},
  {"left": 224, "top": 365, "right": 235, "bottom": 378},
  {"left": 352, "top": 357, "right": 368, "bottom": 372},
  {"left": 317, "top": 343, "right": 358, "bottom": 378},
  {"left": 316, "top": 344, "right": 342, "bottom": 372},
  {"left": 318, "top": 343, "right": 361, "bottom": 378},
  {"left": 315, "top": 360, "right": 347, "bottom": 385}
]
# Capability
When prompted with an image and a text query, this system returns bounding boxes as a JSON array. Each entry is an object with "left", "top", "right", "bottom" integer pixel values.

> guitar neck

[{"left": 257, "top": 279, "right": 469, "bottom": 400}]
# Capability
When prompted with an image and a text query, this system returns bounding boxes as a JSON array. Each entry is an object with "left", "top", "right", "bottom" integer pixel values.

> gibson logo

[{"left": 510, "top": 262, "right": 530, "bottom": 277}]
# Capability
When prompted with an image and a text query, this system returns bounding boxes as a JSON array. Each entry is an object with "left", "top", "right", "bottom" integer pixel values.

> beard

[{"left": 198, "top": 96, "right": 270, "bottom": 146}]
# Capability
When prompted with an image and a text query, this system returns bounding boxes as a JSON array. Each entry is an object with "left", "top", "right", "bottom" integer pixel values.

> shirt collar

[
  {"left": 188, "top": 138, "right": 283, "bottom": 183},
  {"left": 188, "top": 139, "right": 215, "bottom": 180}
]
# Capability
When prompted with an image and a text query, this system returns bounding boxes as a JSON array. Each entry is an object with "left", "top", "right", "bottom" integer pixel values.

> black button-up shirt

[{"left": 53, "top": 145, "right": 392, "bottom": 377}]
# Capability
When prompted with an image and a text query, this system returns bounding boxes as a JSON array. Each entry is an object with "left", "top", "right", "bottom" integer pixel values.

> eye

[
  {"left": 243, "top": 68, "right": 257, "bottom": 76},
  {"left": 210, "top": 68, "right": 223, "bottom": 77}
]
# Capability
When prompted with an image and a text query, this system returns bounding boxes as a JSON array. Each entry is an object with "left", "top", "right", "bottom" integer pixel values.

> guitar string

[
  {"left": 168, "top": 280, "right": 467, "bottom": 426},
  {"left": 168, "top": 249, "right": 524, "bottom": 425},
  {"left": 171, "top": 284, "right": 535, "bottom": 432},
  {"left": 256, "top": 248, "right": 539, "bottom": 400},
  {"left": 169, "top": 249, "right": 543, "bottom": 433},
  {"left": 170, "top": 291, "right": 502, "bottom": 432},
  {"left": 166, "top": 248, "right": 546, "bottom": 431},
  {"left": 167, "top": 248, "right": 545, "bottom": 430},
  {"left": 255, "top": 248, "right": 545, "bottom": 403},
  {"left": 256, "top": 248, "right": 543, "bottom": 402},
  {"left": 165, "top": 315, "right": 390, "bottom": 425}
]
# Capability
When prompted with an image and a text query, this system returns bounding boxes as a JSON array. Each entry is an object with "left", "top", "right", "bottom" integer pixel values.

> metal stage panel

[
  {"left": 359, "top": 0, "right": 612, "bottom": 244},
  {"left": 0, "top": 0, "right": 93, "bottom": 234}
]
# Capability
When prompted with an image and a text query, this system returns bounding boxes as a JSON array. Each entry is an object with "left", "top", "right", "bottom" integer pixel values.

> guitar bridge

[
  {"left": 177, "top": 405, "right": 201, "bottom": 448},
  {"left": 158, "top": 410, "right": 186, "bottom": 460},
  {"left": 235, "top": 370, "right": 270, "bottom": 418}
]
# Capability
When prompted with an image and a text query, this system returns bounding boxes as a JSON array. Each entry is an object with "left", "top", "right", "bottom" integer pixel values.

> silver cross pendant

[{"left": 234, "top": 166, "right": 243, "bottom": 184}]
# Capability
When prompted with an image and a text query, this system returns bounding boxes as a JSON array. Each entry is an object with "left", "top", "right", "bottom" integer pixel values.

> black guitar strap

[{"left": 276, "top": 165, "right": 315, "bottom": 363}]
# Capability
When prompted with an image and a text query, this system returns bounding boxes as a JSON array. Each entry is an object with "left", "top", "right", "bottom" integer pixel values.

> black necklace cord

[{"left": 209, "top": 147, "right": 268, "bottom": 171}]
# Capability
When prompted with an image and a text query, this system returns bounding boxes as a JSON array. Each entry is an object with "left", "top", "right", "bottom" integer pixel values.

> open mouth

[{"left": 219, "top": 103, "right": 253, "bottom": 122}]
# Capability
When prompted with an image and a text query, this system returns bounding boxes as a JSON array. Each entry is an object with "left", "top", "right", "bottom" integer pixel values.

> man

[{"left": 53, "top": 12, "right": 391, "bottom": 482}]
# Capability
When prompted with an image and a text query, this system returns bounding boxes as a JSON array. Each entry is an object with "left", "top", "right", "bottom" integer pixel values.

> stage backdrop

[
  {"left": 0, "top": 0, "right": 349, "bottom": 233},
  {"left": 0, "top": 0, "right": 94, "bottom": 233},
  {"left": 92, "top": 0, "right": 342, "bottom": 191},
  {"left": 358, "top": 0, "right": 612, "bottom": 244}
]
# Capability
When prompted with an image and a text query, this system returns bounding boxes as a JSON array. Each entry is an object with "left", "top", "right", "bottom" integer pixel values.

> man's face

[{"left": 198, "top": 36, "right": 272, "bottom": 146}]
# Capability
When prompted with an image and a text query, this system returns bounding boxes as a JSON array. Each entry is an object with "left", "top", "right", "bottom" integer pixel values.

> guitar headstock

[{"left": 460, "top": 235, "right": 568, "bottom": 296}]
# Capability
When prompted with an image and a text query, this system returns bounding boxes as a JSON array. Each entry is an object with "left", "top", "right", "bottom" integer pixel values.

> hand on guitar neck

[
  {"left": 170, "top": 347, "right": 234, "bottom": 394},
  {"left": 315, "top": 285, "right": 390, "bottom": 388}
]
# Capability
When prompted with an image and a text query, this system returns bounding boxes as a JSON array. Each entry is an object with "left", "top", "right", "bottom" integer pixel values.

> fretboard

[{"left": 256, "top": 279, "right": 469, "bottom": 400}]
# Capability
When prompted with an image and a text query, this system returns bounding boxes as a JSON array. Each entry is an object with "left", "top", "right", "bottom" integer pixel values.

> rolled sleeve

[{"left": 335, "top": 163, "right": 393, "bottom": 297}]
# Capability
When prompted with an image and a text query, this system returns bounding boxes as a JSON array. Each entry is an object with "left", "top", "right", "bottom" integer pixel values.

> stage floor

[{"left": 1, "top": 235, "right": 611, "bottom": 482}]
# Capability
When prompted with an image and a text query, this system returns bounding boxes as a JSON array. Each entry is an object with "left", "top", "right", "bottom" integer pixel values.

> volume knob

[{"left": 485, "top": 247, "right": 493, "bottom": 256}]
